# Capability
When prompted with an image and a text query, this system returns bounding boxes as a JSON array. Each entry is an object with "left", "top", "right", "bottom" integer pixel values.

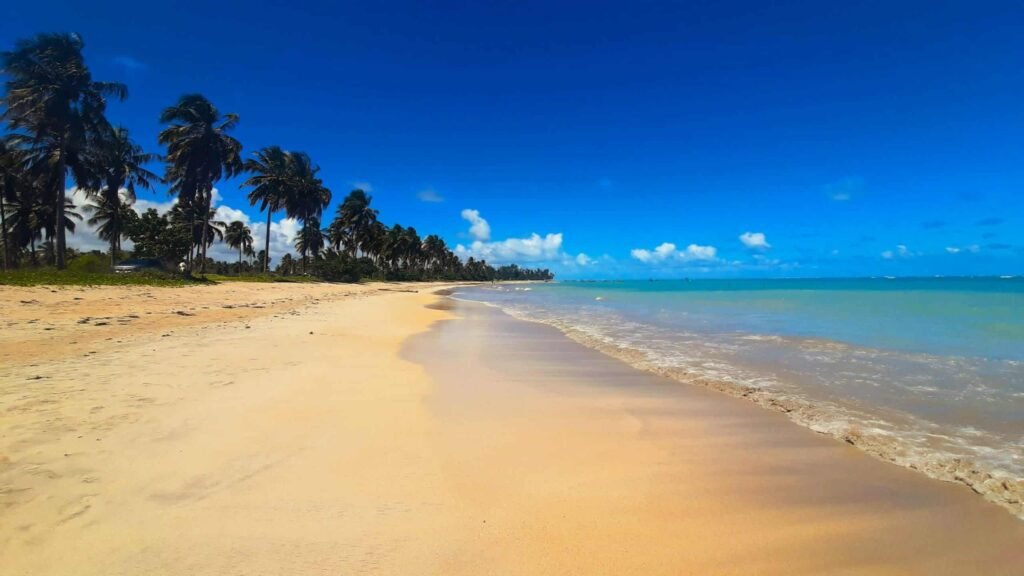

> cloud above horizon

[
  {"left": 630, "top": 242, "right": 718, "bottom": 263},
  {"left": 460, "top": 209, "right": 491, "bottom": 241},
  {"left": 945, "top": 244, "right": 980, "bottom": 255},
  {"left": 452, "top": 209, "right": 590, "bottom": 267},
  {"left": 739, "top": 231, "right": 771, "bottom": 249},
  {"left": 455, "top": 232, "right": 564, "bottom": 263},
  {"left": 881, "top": 245, "right": 916, "bottom": 259}
]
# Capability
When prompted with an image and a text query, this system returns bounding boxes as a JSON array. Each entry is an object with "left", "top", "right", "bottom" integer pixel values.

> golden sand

[{"left": 1, "top": 283, "right": 1021, "bottom": 574}]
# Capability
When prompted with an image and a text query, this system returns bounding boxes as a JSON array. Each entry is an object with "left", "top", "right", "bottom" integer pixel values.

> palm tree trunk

[
  {"left": 0, "top": 193, "right": 8, "bottom": 272},
  {"left": 187, "top": 212, "right": 195, "bottom": 271},
  {"left": 264, "top": 209, "right": 272, "bottom": 273},
  {"left": 55, "top": 146, "right": 67, "bottom": 269},
  {"left": 198, "top": 189, "right": 210, "bottom": 273}
]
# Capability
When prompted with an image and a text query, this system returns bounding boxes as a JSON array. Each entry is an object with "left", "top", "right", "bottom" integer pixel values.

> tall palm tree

[
  {"left": 277, "top": 253, "right": 296, "bottom": 276},
  {"left": 241, "top": 146, "right": 290, "bottom": 273},
  {"left": 158, "top": 94, "right": 242, "bottom": 272},
  {"left": 422, "top": 234, "right": 448, "bottom": 276},
  {"left": 38, "top": 197, "right": 82, "bottom": 261},
  {"left": 284, "top": 152, "right": 331, "bottom": 221},
  {"left": 83, "top": 194, "right": 136, "bottom": 261},
  {"left": 402, "top": 226, "right": 423, "bottom": 270},
  {"left": 283, "top": 152, "right": 330, "bottom": 269},
  {"left": 329, "top": 188, "right": 378, "bottom": 256},
  {"left": 224, "top": 220, "right": 254, "bottom": 268},
  {"left": 91, "top": 126, "right": 158, "bottom": 268},
  {"left": 0, "top": 138, "right": 26, "bottom": 271},
  {"left": 2, "top": 167, "right": 44, "bottom": 266},
  {"left": 169, "top": 201, "right": 226, "bottom": 256},
  {"left": 1, "top": 32, "right": 126, "bottom": 268},
  {"left": 294, "top": 216, "right": 325, "bottom": 270}
]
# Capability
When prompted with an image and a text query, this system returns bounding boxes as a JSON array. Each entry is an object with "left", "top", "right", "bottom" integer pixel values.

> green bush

[
  {"left": 67, "top": 252, "right": 111, "bottom": 274},
  {"left": 312, "top": 253, "right": 361, "bottom": 283}
]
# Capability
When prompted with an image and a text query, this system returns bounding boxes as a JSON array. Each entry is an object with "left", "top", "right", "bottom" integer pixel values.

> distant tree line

[{"left": 0, "top": 32, "right": 554, "bottom": 283}]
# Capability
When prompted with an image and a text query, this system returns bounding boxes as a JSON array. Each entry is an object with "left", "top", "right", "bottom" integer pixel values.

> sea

[{"left": 452, "top": 277, "right": 1024, "bottom": 516}]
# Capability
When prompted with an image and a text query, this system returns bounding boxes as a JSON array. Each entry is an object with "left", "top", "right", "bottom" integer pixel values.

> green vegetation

[
  {"left": 0, "top": 32, "right": 553, "bottom": 284},
  {"left": 0, "top": 267, "right": 204, "bottom": 287}
]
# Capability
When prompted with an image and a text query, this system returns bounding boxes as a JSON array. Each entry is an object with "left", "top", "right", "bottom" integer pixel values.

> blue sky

[{"left": 3, "top": 1, "right": 1023, "bottom": 278}]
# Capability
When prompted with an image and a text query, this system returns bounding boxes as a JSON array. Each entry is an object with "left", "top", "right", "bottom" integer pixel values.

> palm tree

[
  {"left": 83, "top": 193, "right": 136, "bottom": 262},
  {"left": 329, "top": 189, "right": 378, "bottom": 256},
  {"left": 169, "top": 201, "right": 226, "bottom": 255},
  {"left": 422, "top": 234, "right": 448, "bottom": 276},
  {"left": 37, "top": 197, "right": 83, "bottom": 262},
  {"left": 1, "top": 33, "right": 126, "bottom": 268},
  {"left": 285, "top": 152, "right": 331, "bottom": 221},
  {"left": 241, "top": 146, "right": 291, "bottom": 273},
  {"left": 277, "top": 253, "right": 296, "bottom": 276},
  {"left": 224, "top": 220, "right": 254, "bottom": 269},
  {"left": 2, "top": 167, "right": 44, "bottom": 266},
  {"left": 91, "top": 126, "right": 158, "bottom": 268},
  {"left": 294, "top": 216, "right": 326, "bottom": 270},
  {"left": 0, "top": 138, "right": 26, "bottom": 271},
  {"left": 158, "top": 94, "right": 242, "bottom": 272},
  {"left": 283, "top": 152, "right": 330, "bottom": 269}
]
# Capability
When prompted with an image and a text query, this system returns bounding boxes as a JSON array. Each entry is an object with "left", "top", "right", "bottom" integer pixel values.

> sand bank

[{"left": 1, "top": 285, "right": 1022, "bottom": 574}]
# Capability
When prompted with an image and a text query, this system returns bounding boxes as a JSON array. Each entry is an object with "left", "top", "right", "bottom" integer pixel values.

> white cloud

[
  {"left": 946, "top": 245, "right": 980, "bottom": 255},
  {"left": 575, "top": 253, "right": 593, "bottom": 266},
  {"left": 214, "top": 204, "right": 250, "bottom": 225},
  {"left": 460, "top": 208, "right": 491, "bottom": 241},
  {"left": 739, "top": 231, "right": 771, "bottom": 249},
  {"left": 451, "top": 209, "right": 573, "bottom": 265},
  {"left": 631, "top": 242, "right": 678, "bottom": 263},
  {"left": 417, "top": 188, "right": 444, "bottom": 203},
  {"left": 455, "top": 233, "right": 563, "bottom": 263},
  {"left": 630, "top": 242, "right": 717, "bottom": 264},
  {"left": 133, "top": 196, "right": 178, "bottom": 214},
  {"left": 882, "top": 245, "right": 915, "bottom": 259},
  {"left": 684, "top": 244, "right": 718, "bottom": 259}
]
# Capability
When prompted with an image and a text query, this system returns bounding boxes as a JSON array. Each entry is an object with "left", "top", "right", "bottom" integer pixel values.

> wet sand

[
  {"left": 1, "top": 286, "right": 1022, "bottom": 574},
  {"left": 402, "top": 298, "right": 1024, "bottom": 574}
]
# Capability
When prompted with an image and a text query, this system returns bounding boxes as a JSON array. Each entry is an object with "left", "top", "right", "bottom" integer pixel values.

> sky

[{"left": 2, "top": 0, "right": 1023, "bottom": 278}]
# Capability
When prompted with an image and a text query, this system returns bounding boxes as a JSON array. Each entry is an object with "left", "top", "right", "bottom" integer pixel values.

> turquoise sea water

[{"left": 454, "top": 278, "right": 1024, "bottom": 514}]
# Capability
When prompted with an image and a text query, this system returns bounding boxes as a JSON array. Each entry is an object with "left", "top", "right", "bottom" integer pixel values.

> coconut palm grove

[{"left": 0, "top": 32, "right": 554, "bottom": 283}]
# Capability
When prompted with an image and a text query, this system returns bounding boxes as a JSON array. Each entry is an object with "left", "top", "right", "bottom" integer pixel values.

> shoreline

[
  {"left": 2, "top": 284, "right": 1022, "bottom": 574},
  {"left": 404, "top": 297, "right": 1024, "bottom": 573},
  {"left": 451, "top": 291, "right": 1024, "bottom": 520}
]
